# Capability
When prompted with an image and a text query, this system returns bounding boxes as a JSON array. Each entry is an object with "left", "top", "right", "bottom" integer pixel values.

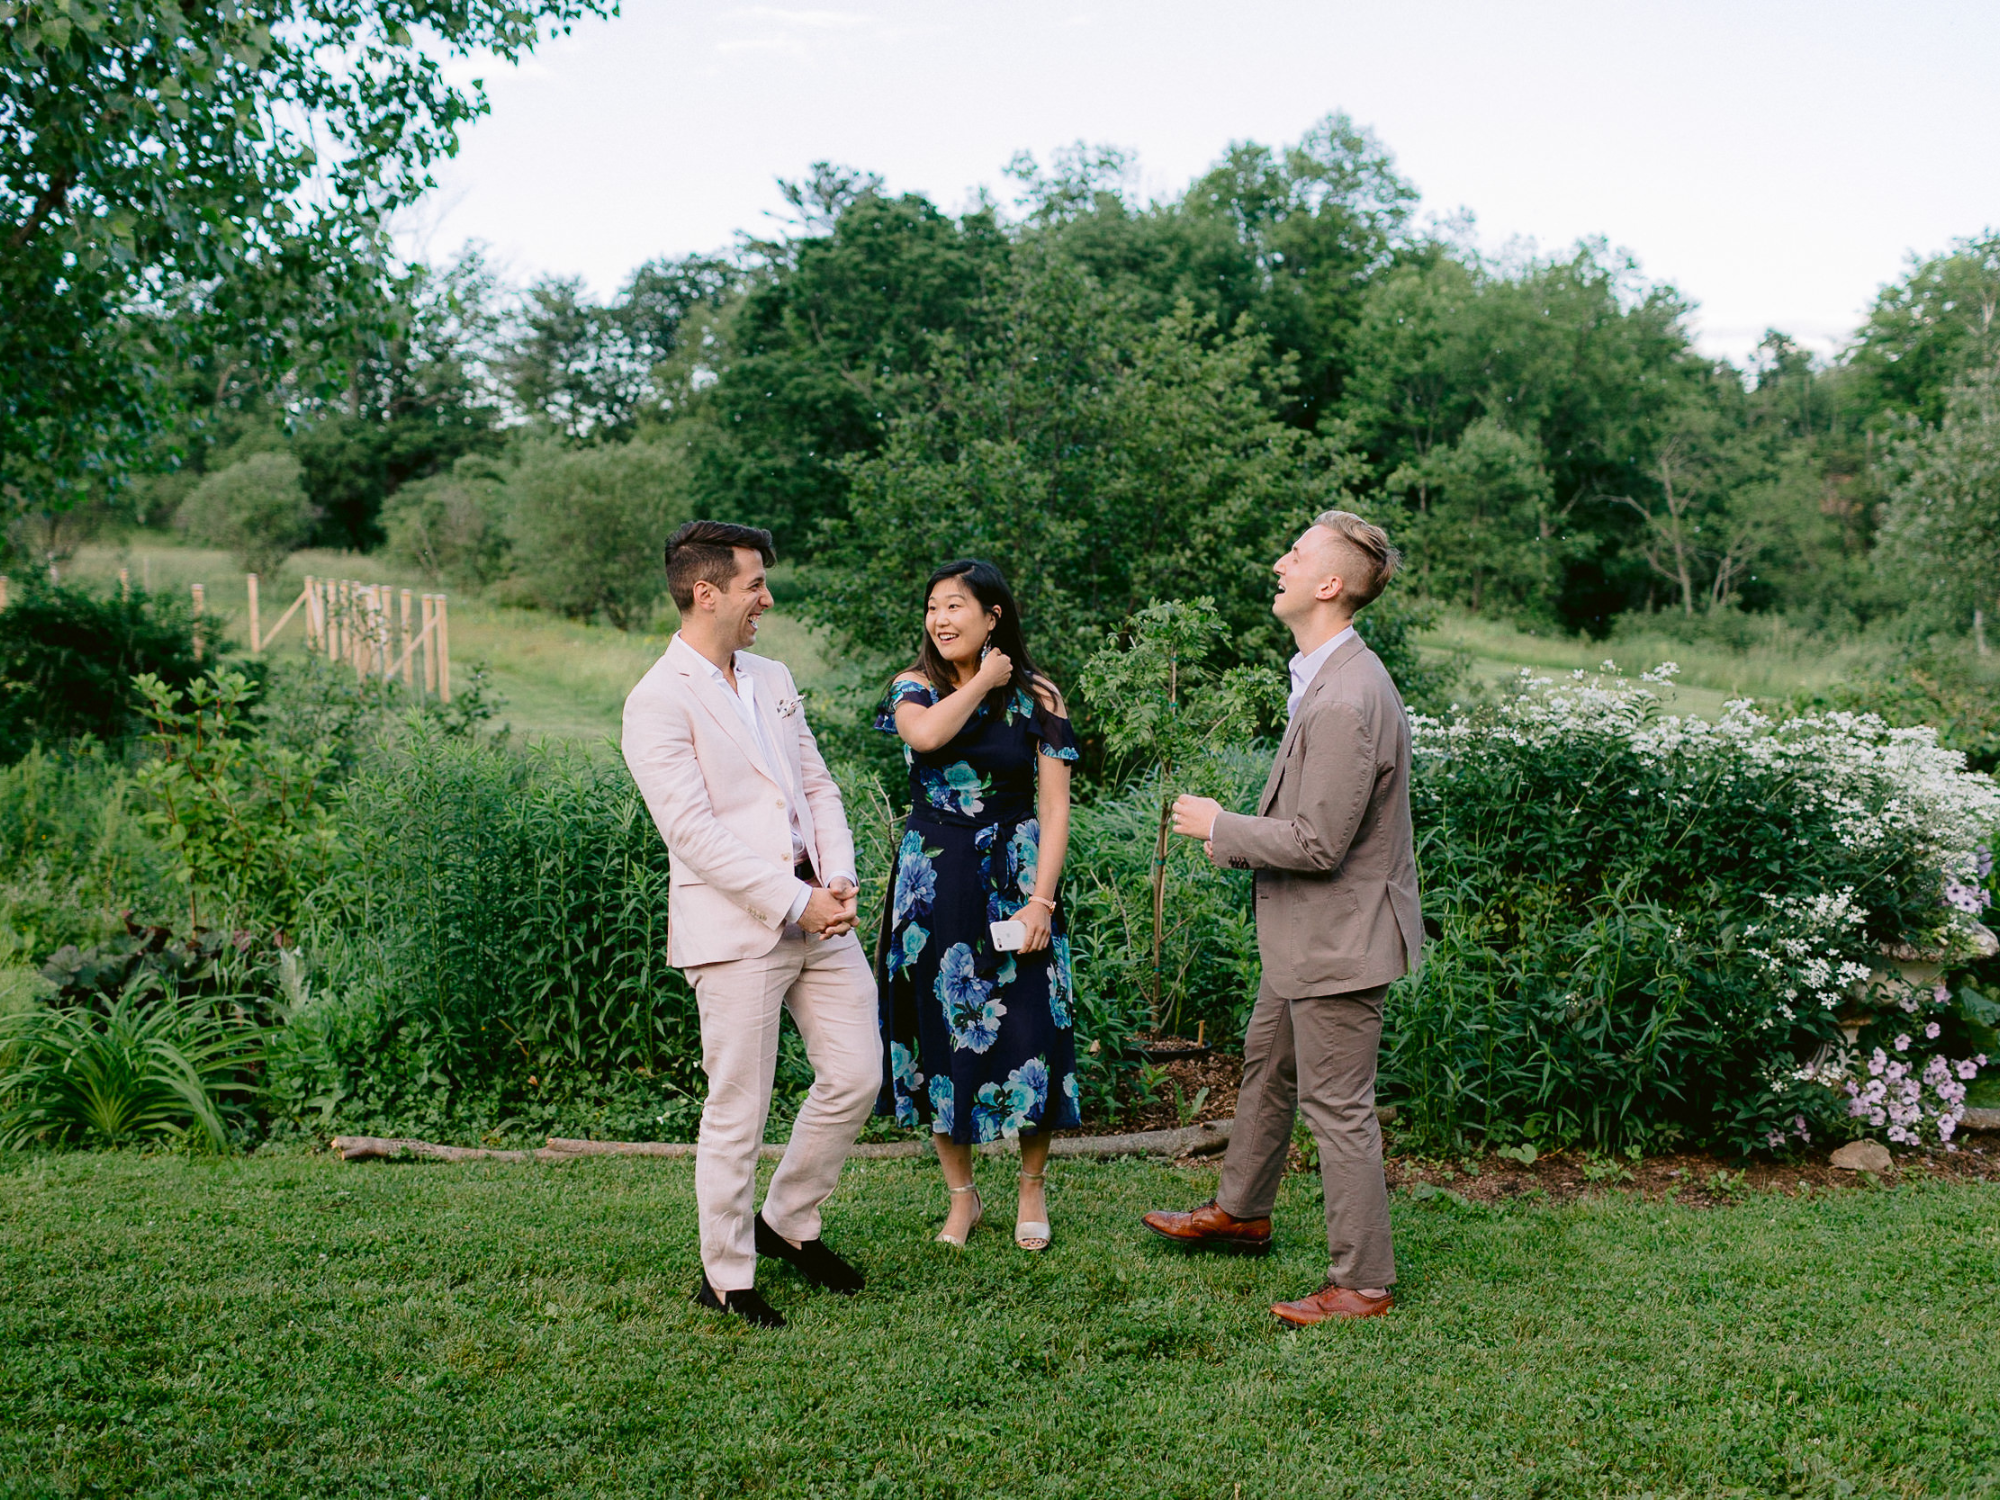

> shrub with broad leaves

[{"left": 1385, "top": 664, "right": 2000, "bottom": 1156}]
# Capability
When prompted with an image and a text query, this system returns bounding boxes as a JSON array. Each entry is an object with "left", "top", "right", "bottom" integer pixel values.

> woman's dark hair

[{"left": 908, "top": 559, "right": 1052, "bottom": 709}]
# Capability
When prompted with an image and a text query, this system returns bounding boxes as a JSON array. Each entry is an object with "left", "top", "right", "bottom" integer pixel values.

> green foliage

[
  {"left": 1800, "top": 643, "right": 2000, "bottom": 775},
  {"left": 131, "top": 671, "right": 339, "bottom": 934},
  {"left": 0, "top": 0, "right": 609, "bottom": 519},
  {"left": 0, "top": 578, "right": 201, "bottom": 761},
  {"left": 0, "top": 747, "right": 177, "bottom": 956},
  {"left": 808, "top": 250, "right": 1358, "bottom": 693},
  {"left": 174, "top": 452, "right": 317, "bottom": 576},
  {"left": 689, "top": 173, "right": 1008, "bottom": 547},
  {"left": 501, "top": 441, "right": 692, "bottom": 629},
  {"left": 1383, "top": 672, "right": 1998, "bottom": 1155},
  {"left": 1848, "top": 233, "right": 2000, "bottom": 426},
  {"left": 1876, "top": 370, "right": 2000, "bottom": 626},
  {"left": 286, "top": 730, "right": 699, "bottom": 1137},
  {"left": 1389, "top": 416, "right": 1556, "bottom": 619},
  {"left": 380, "top": 452, "right": 512, "bottom": 586},
  {"left": 0, "top": 975, "right": 259, "bottom": 1149},
  {"left": 1079, "top": 600, "right": 1272, "bottom": 1031},
  {"left": 1064, "top": 749, "right": 1267, "bottom": 1050}
]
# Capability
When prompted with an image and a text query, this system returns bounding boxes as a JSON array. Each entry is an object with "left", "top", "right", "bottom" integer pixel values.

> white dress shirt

[
  {"left": 1288, "top": 626, "right": 1356, "bottom": 720},
  {"left": 681, "top": 636, "right": 815, "bottom": 924}
]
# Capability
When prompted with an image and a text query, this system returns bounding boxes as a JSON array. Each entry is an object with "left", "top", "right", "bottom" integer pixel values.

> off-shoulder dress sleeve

[
  {"left": 875, "top": 677, "right": 935, "bottom": 734},
  {"left": 1036, "top": 707, "right": 1080, "bottom": 761}
]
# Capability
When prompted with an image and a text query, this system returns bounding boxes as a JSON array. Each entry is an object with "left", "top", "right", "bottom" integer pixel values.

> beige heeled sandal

[
  {"left": 1014, "top": 1170, "right": 1051, "bottom": 1253},
  {"left": 936, "top": 1182, "right": 983, "bottom": 1247}
]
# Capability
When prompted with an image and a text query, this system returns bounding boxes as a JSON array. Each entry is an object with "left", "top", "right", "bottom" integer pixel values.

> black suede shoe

[
  {"left": 693, "top": 1273, "right": 785, "bottom": 1329},
  {"left": 755, "top": 1212, "right": 865, "bottom": 1296}
]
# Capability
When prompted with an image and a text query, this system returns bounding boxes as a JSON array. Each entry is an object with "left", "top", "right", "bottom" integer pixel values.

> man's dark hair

[{"left": 664, "top": 520, "right": 776, "bottom": 610}]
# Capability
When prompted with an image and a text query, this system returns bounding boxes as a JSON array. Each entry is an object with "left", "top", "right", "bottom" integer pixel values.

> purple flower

[
  {"left": 1933, "top": 984, "right": 1951, "bottom": 1005},
  {"left": 1957, "top": 1060, "right": 1979, "bottom": 1081},
  {"left": 1893, "top": 1034, "right": 1911, "bottom": 1053}
]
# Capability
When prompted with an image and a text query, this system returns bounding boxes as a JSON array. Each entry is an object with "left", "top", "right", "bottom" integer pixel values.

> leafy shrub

[
  {"left": 0, "top": 976, "right": 261, "bottom": 1150},
  {"left": 1799, "top": 644, "right": 2000, "bottom": 774},
  {"left": 0, "top": 579, "right": 202, "bottom": 761},
  {"left": 277, "top": 728, "right": 700, "bottom": 1137},
  {"left": 501, "top": 440, "right": 692, "bottom": 628},
  {"left": 1385, "top": 666, "right": 2000, "bottom": 1155},
  {"left": 0, "top": 746, "right": 180, "bottom": 955},
  {"left": 175, "top": 452, "right": 320, "bottom": 576},
  {"left": 380, "top": 453, "right": 513, "bottom": 587},
  {"left": 132, "top": 670, "right": 341, "bottom": 934},
  {"left": 1065, "top": 753, "right": 1264, "bottom": 1055}
]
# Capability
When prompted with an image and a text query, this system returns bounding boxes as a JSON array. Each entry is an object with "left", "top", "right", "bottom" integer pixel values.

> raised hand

[
  {"left": 975, "top": 647, "right": 1014, "bottom": 690},
  {"left": 1171, "top": 794, "right": 1223, "bottom": 841}
]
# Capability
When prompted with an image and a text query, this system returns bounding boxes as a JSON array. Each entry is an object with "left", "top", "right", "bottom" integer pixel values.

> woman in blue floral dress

[{"left": 875, "top": 559, "right": 1080, "bottom": 1251}]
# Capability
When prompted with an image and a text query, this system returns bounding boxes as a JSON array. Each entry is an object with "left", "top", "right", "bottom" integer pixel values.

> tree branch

[{"left": 10, "top": 173, "right": 73, "bottom": 250}]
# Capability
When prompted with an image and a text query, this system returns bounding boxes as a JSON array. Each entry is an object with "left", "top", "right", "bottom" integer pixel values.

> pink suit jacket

[{"left": 621, "top": 634, "right": 859, "bottom": 968}]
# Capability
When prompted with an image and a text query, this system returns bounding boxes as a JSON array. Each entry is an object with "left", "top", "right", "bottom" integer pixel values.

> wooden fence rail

[{"left": 0, "top": 569, "right": 451, "bottom": 704}]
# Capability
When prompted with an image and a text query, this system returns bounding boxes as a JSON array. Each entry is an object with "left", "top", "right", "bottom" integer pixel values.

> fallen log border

[
  {"left": 330, "top": 1105, "right": 1993, "bottom": 1167},
  {"left": 330, "top": 1119, "right": 1241, "bottom": 1164}
]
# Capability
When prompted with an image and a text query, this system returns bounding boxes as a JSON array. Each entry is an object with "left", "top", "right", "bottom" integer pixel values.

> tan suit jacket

[
  {"left": 622, "top": 635, "right": 858, "bottom": 968},
  {"left": 1208, "top": 633, "right": 1422, "bottom": 998}
]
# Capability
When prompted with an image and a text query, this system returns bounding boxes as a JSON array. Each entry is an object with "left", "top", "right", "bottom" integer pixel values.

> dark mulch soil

[{"left": 1077, "top": 1047, "right": 2000, "bottom": 1206}]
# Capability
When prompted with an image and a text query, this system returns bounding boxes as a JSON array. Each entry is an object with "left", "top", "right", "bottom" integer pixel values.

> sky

[{"left": 406, "top": 0, "right": 2000, "bottom": 366}]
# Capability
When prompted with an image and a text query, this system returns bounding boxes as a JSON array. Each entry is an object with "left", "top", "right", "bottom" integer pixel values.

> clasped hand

[{"left": 801, "top": 878, "right": 859, "bottom": 939}]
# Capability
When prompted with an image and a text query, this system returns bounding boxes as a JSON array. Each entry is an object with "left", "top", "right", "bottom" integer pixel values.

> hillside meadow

[{"left": 52, "top": 539, "right": 1830, "bottom": 742}]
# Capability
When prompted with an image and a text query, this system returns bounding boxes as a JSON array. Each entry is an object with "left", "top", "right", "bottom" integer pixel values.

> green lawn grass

[{"left": 3, "top": 1151, "right": 1995, "bottom": 1497}]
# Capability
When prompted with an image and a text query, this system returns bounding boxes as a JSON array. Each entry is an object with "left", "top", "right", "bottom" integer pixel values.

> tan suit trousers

[
  {"left": 1217, "top": 980, "right": 1396, "bottom": 1289},
  {"left": 687, "top": 928, "right": 880, "bottom": 1290}
]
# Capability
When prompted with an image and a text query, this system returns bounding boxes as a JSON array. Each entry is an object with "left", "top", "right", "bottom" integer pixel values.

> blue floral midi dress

[{"left": 874, "top": 678, "right": 1083, "bottom": 1144}]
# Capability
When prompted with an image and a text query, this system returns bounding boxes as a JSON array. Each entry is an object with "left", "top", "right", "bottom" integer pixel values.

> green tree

[
  {"left": 0, "top": 580, "right": 201, "bottom": 761},
  {"left": 176, "top": 452, "right": 317, "bottom": 577},
  {"left": 1876, "top": 370, "right": 2000, "bottom": 632},
  {"left": 806, "top": 249, "right": 1356, "bottom": 695},
  {"left": 1, "top": 0, "right": 607, "bottom": 532},
  {"left": 1079, "top": 599, "right": 1271, "bottom": 1030},
  {"left": 381, "top": 454, "right": 511, "bottom": 587},
  {"left": 686, "top": 167, "right": 1008, "bottom": 547},
  {"left": 503, "top": 442, "right": 692, "bottom": 629},
  {"left": 1342, "top": 242, "right": 1705, "bottom": 629},
  {"left": 1849, "top": 233, "right": 2000, "bottom": 427},
  {"left": 1387, "top": 417, "right": 1555, "bottom": 617}
]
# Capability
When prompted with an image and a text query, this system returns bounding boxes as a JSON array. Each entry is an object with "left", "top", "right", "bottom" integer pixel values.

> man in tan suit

[
  {"left": 1143, "top": 510, "right": 1421, "bottom": 1324},
  {"left": 623, "top": 520, "right": 880, "bottom": 1330}
]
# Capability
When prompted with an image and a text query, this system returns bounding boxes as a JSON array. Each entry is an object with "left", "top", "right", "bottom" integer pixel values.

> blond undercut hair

[{"left": 1312, "top": 509, "right": 1400, "bottom": 611}]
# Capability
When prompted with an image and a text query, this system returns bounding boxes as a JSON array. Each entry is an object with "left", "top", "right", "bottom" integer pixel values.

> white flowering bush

[{"left": 1384, "top": 664, "right": 2000, "bottom": 1155}]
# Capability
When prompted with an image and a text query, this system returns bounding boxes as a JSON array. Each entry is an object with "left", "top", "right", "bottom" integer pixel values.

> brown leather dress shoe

[
  {"left": 1270, "top": 1283, "right": 1394, "bottom": 1326},
  {"left": 1140, "top": 1200, "right": 1273, "bottom": 1255}
]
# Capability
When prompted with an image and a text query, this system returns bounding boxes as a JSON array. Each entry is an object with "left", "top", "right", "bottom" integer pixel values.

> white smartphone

[{"left": 989, "top": 919, "right": 1026, "bottom": 952}]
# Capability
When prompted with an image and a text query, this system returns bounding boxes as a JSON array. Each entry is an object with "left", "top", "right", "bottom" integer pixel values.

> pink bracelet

[{"left": 1027, "top": 895, "right": 1057, "bottom": 914}]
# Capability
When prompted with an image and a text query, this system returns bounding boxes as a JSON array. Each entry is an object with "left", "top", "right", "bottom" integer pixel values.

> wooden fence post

[
  {"left": 437, "top": 593, "right": 452, "bottom": 703},
  {"left": 247, "top": 574, "right": 261, "bottom": 655},
  {"left": 421, "top": 594, "right": 438, "bottom": 697},
  {"left": 191, "top": 582, "right": 205, "bottom": 661},
  {"left": 0, "top": 576, "right": 9, "bottom": 609},
  {"left": 119, "top": 567, "right": 130, "bottom": 600},
  {"left": 400, "top": 589, "right": 414, "bottom": 688}
]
